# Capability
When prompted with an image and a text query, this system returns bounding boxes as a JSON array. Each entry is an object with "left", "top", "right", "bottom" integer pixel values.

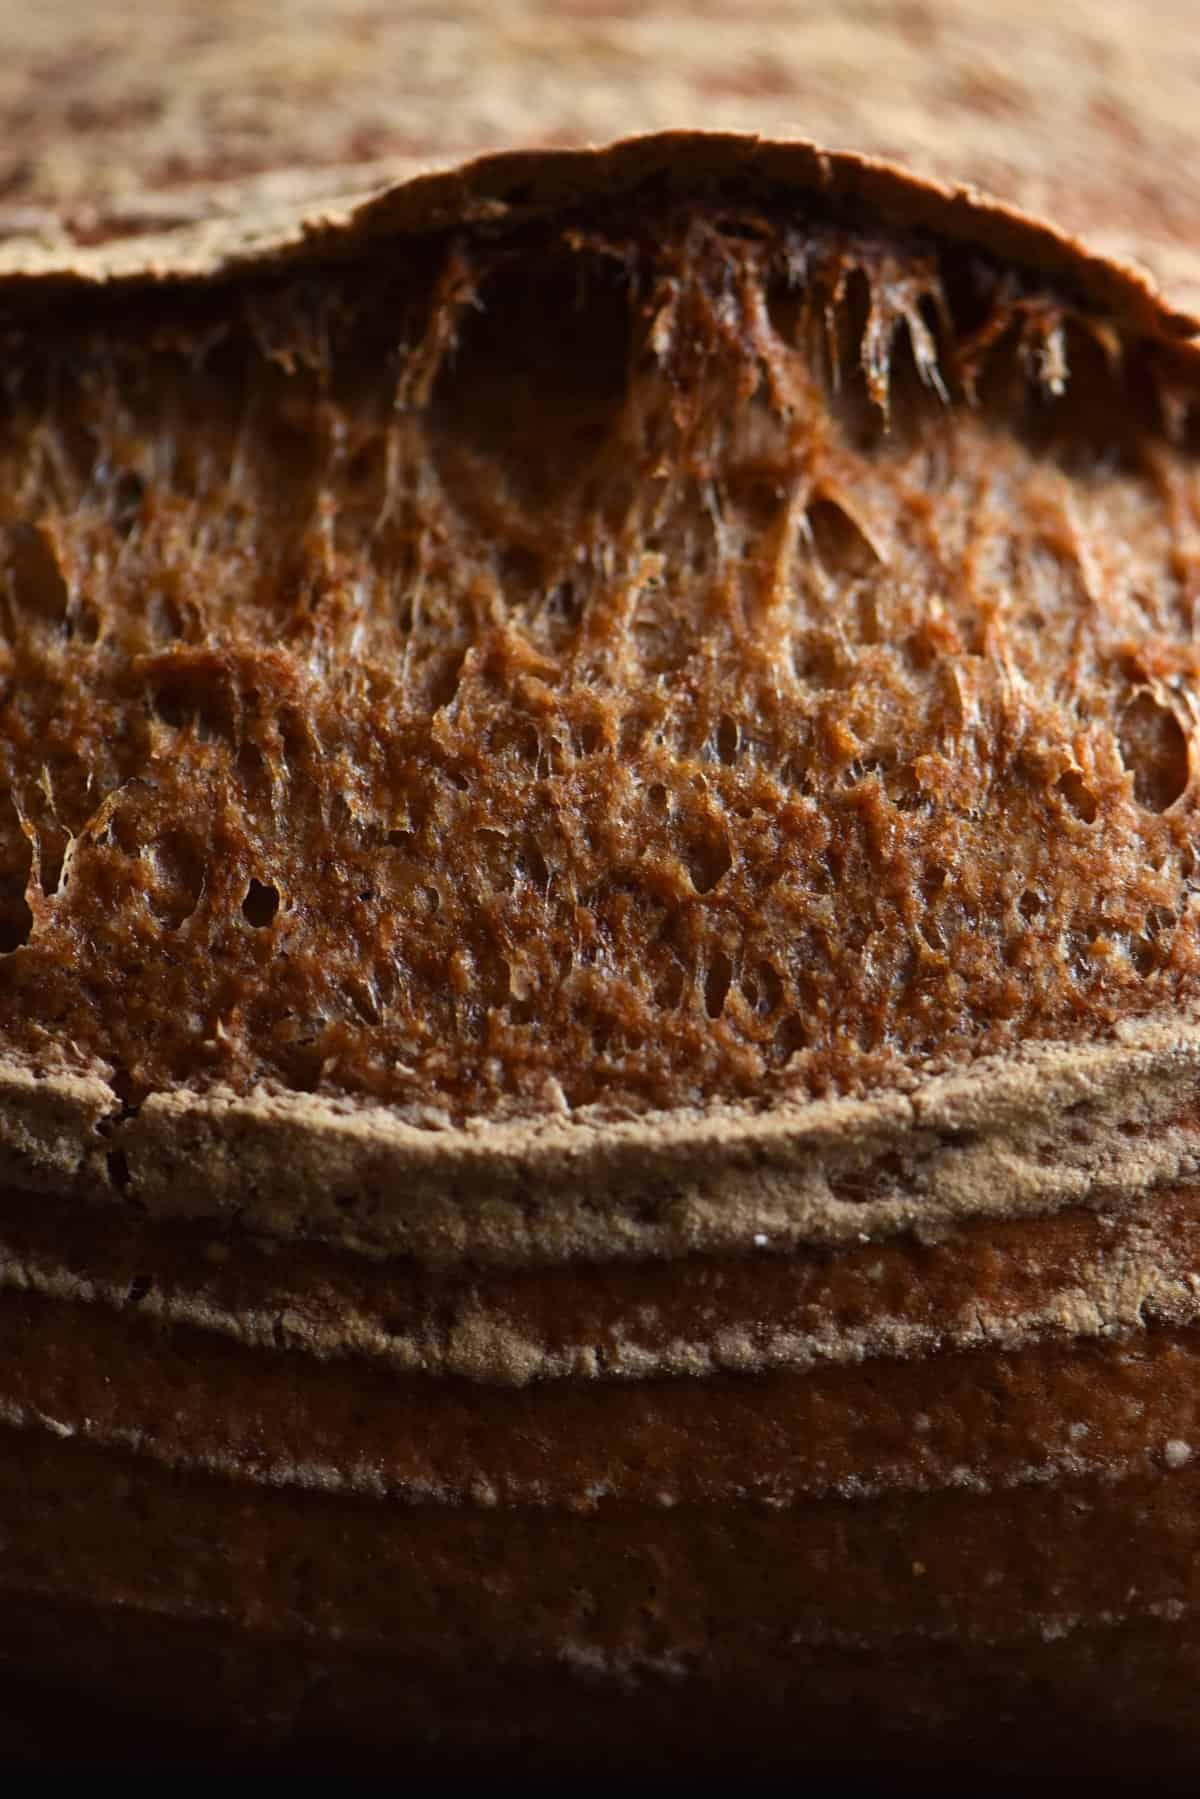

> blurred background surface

[{"left": 0, "top": 1, "right": 1196, "bottom": 310}]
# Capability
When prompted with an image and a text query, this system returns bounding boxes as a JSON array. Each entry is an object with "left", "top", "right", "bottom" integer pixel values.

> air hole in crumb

[
  {"left": 773, "top": 1013, "right": 809, "bottom": 1064},
  {"left": 715, "top": 714, "right": 739, "bottom": 765},
  {"left": 792, "top": 632, "right": 843, "bottom": 687},
  {"left": 655, "top": 961, "right": 686, "bottom": 1009},
  {"left": 149, "top": 830, "right": 206, "bottom": 929},
  {"left": 243, "top": 879, "right": 280, "bottom": 927},
  {"left": 111, "top": 470, "right": 145, "bottom": 538},
  {"left": 919, "top": 916, "right": 945, "bottom": 952},
  {"left": 126, "top": 1272, "right": 151, "bottom": 1305},
  {"left": 522, "top": 842, "right": 550, "bottom": 889},
  {"left": 109, "top": 1065, "right": 144, "bottom": 1112},
  {"left": 69, "top": 599, "right": 101, "bottom": 644},
  {"left": 683, "top": 820, "right": 733, "bottom": 895},
  {"left": 344, "top": 441, "right": 379, "bottom": 489},
  {"left": 426, "top": 650, "right": 465, "bottom": 715},
  {"left": 619, "top": 712, "right": 650, "bottom": 757},
  {"left": 705, "top": 950, "right": 733, "bottom": 1018},
  {"left": 282, "top": 1041, "right": 324, "bottom": 1092},
  {"left": 7, "top": 521, "right": 68, "bottom": 627},
  {"left": 751, "top": 960, "right": 784, "bottom": 1014},
  {"left": 783, "top": 751, "right": 811, "bottom": 790},
  {"left": 903, "top": 628, "right": 938, "bottom": 673},
  {"left": 1131, "top": 938, "right": 1158, "bottom": 976},
  {"left": 741, "top": 960, "right": 784, "bottom": 1015},
  {"left": 545, "top": 581, "right": 581, "bottom": 634},
  {"left": 1019, "top": 890, "right": 1044, "bottom": 921},
  {"left": 766, "top": 274, "right": 804, "bottom": 348},
  {"left": 496, "top": 543, "right": 542, "bottom": 595},
  {"left": 147, "top": 591, "right": 185, "bottom": 642},
  {"left": 805, "top": 495, "right": 880, "bottom": 578},
  {"left": 1055, "top": 770, "right": 1098, "bottom": 823},
  {"left": 647, "top": 782, "right": 669, "bottom": 813},
  {"left": 107, "top": 1149, "right": 131, "bottom": 1190},
  {"left": 151, "top": 669, "right": 236, "bottom": 742},
  {"left": 1119, "top": 692, "right": 1189, "bottom": 812},
  {"left": 430, "top": 249, "right": 632, "bottom": 516},
  {"left": 0, "top": 890, "right": 32, "bottom": 952},
  {"left": 0, "top": 824, "right": 33, "bottom": 951}
]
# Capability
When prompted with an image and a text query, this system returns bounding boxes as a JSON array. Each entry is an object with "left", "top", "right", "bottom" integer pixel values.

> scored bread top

[{"left": 2, "top": 9, "right": 1200, "bottom": 1254}]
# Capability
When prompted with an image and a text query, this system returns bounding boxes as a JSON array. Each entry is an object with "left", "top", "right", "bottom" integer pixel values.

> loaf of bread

[{"left": 5, "top": 0, "right": 1200, "bottom": 1777}]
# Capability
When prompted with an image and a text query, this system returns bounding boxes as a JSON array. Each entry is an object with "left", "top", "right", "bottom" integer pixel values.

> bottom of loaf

[
  {"left": 5, "top": 1592, "right": 1200, "bottom": 1781},
  {"left": 8, "top": 1174, "right": 1200, "bottom": 1778}
]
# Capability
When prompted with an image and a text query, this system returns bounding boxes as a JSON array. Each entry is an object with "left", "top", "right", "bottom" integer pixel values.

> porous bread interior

[{"left": 1, "top": 197, "right": 1199, "bottom": 1124}]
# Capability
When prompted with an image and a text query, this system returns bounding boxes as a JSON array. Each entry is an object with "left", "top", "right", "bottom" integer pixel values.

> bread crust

[
  {"left": 0, "top": 128, "right": 1193, "bottom": 344},
  {"left": 5, "top": 1006, "right": 1200, "bottom": 1262}
]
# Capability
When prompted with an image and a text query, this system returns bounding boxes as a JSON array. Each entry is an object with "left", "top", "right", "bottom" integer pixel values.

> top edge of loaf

[
  {"left": 2, "top": 0, "right": 1200, "bottom": 321},
  {"left": 0, "top": 129, "right": 1193, "bottom": 352}
]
